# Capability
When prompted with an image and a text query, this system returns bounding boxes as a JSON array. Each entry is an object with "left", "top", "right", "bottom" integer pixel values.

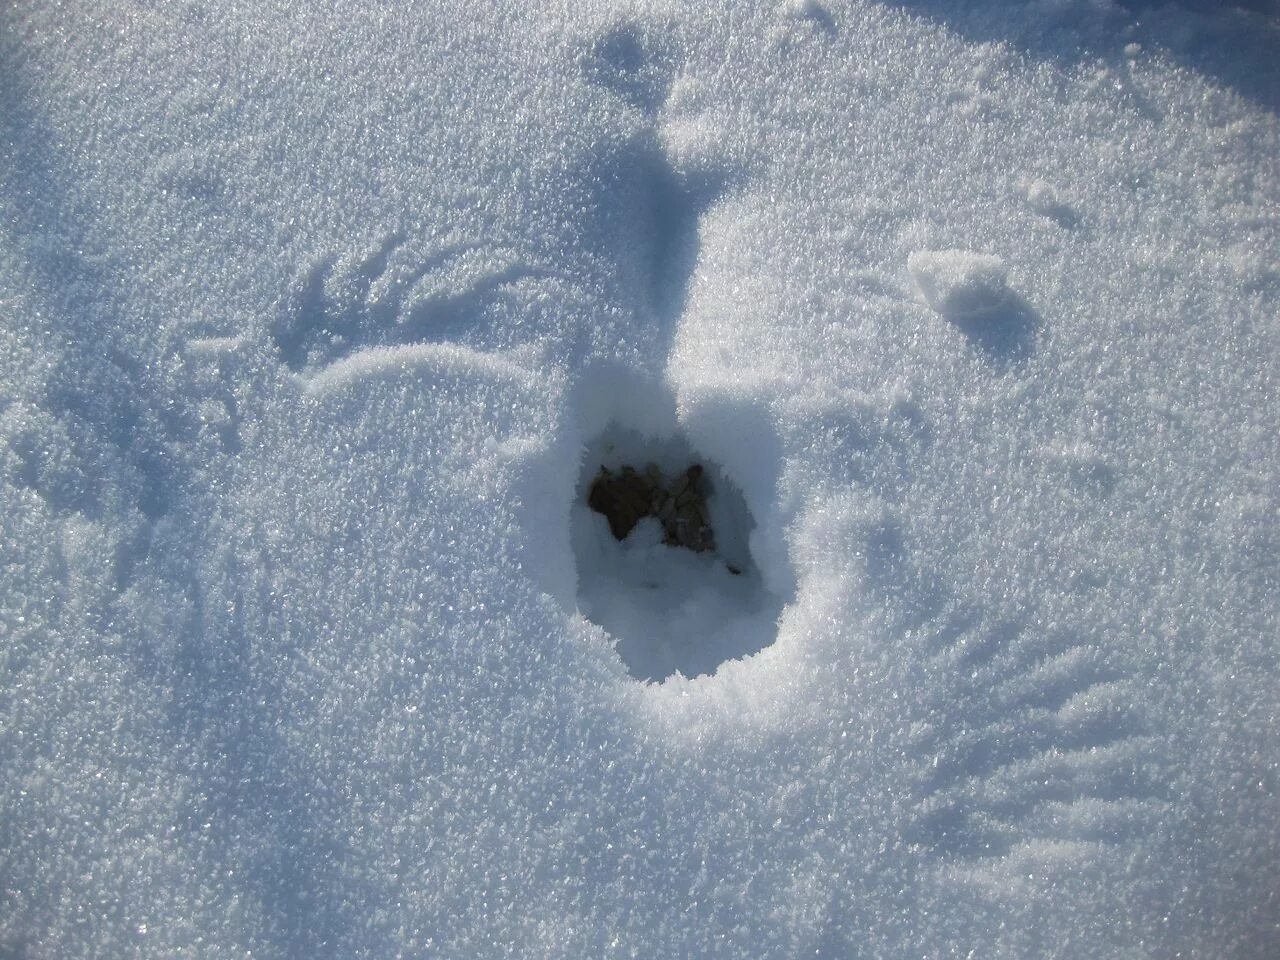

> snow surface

[{"left": 1, "top": 0, "right": 1278, "bottom": 957}]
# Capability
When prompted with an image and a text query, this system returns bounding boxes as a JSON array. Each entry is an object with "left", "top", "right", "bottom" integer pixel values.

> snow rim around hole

[{"left": 568, "top": 372, "right": 792, "bottom": 685}]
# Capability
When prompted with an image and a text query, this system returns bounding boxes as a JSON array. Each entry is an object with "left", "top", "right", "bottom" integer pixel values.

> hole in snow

[{"left": 571, "top": 421, "right": 785, "bottom": 682}]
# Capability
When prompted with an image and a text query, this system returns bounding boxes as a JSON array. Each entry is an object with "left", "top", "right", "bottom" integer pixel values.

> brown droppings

[{"left": 587, "top": 462, "right": 717, "bottom": 553}]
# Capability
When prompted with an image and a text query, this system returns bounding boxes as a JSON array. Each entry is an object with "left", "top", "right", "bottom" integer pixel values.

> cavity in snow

[{"left": 572, "top": 421, "right": 785, "bottom": 682}]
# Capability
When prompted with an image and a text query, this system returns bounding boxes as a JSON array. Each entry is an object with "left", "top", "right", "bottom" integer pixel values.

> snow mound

[{"left": 908, "top": 248, "right": 1011, "bottom": 318}]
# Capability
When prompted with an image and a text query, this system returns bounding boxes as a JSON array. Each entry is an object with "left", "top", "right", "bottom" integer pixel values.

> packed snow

[{"left": 1, "top": 0, "right": 1277, "bottom": 957}]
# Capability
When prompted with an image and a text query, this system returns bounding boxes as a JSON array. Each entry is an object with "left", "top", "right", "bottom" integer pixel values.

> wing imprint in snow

[
  {"left": 270, "top": 233, "right": 560, "bottom": 375},
  {"left": 902, "top": 614, "right": 1164, "bottom": 873}
]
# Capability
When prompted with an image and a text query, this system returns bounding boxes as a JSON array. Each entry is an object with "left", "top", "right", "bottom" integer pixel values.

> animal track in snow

[
  {"left": 579, "top": 20, "right": 736, "bottom": 334},
  {"left": 903, "top": 613, "right": 1161, "bottom": 866},
  {"left": 570, "top": 23, "right": 784, "bottom": 684},
  {"left": 577, "top": 24, "right": 1143, "bottom": 872},
  {"left": 271, "top": 233, "right": 560, "bottom": 374}
]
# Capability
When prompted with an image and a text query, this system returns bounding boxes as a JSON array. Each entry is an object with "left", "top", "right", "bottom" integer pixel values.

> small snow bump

[
  {"left": 301, "top": 342, "right": 535, "bottom": 396},
  {"left": 777, "top": 0, "right": 836, "bottom": 36},
  {"left": 1024, "top": 181, "right": 1060, "bottom": 214},
  {"left": 1023, "top": 180, "right": 1080, "bottom": 228},
  {"left": 783, "top": 0, "right": 827, "bottom": 18},
  {"left": 907, "top": 249, "right": 1011, "bottom": 319},
  {"left": 184, "top": 336, "right": 246, "bottom": 357},
  {"left": 196, "top": 399, "right": 232, "bottom": 426}
]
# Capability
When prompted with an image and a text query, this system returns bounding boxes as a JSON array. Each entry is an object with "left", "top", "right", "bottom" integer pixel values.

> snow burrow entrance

[{"left": 571, "top": 421, "right": 785, "bottom": 682}]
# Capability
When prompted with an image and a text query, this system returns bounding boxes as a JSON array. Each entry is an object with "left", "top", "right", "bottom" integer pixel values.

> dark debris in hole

[{"left": 588, "top": 462, "right": 729, "bottom": 559}]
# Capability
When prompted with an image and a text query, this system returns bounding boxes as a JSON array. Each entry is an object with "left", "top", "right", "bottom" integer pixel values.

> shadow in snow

[
  {"left": 952, "top": 293, "right": 1040, "bottom": 365},
  {"left": 883, "top": 0, "right": 1280, "bottom": 113}
]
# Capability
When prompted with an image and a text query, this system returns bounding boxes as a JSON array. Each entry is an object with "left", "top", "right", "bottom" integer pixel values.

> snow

[
  {"left": 2, "top": 0, "right": 1278, "bottom": 957},
  {"left": 907, "top": 248, "right": 1013, "bottom": 318}
]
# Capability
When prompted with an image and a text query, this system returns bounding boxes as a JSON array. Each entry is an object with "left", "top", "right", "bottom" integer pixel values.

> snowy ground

[{"left": 1, "top": 0, "right": 1277, "bottom": 956}]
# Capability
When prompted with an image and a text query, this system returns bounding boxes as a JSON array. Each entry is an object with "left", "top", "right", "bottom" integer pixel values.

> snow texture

[{"left": 2, "top": 0, "right": 1278, "bottom": 957}]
